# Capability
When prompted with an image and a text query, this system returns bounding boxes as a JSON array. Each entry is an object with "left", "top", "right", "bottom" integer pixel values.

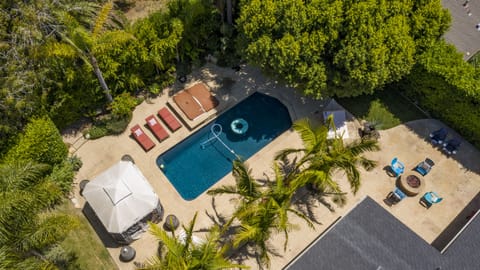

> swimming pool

[{"left": 156, "top": 92, "right": 292, "bottom": 200}]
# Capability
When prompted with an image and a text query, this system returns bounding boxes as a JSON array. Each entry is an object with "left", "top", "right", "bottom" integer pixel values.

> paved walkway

[
  {"left": 442, "top": 0, "right": 480, "bottom": 59},
  {"left": 64, "top": 64, "right": 480, "bottom": 270}
]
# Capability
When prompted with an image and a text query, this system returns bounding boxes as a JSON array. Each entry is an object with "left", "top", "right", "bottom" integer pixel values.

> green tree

[
  {"left": 208, "top": 160, "right": 312, "bottom": 267},
  {"left": 0, "top": 0, "right": 98, "bottom": 155},
  {"left": 132, "top": 11, "right": 183, "bottom": 92},
  {"left": 237, "top": 0, "right": 450, "bottom": 98},
  {"left": 141, "top": 213, "right": 246, "bottom": 269},
  {"left": 47, "top": 1, "right": 121, "bottom": 103},
  {"left": 109, "top": 92, "right": 138, "bottom": 118},
  {"left": 167, "top": 0, "right": 222, "bottom": 67},
  {"left": 0, "top": 161, "right": 79, "bottom": 269},
  {"left": 275, "top": 118, "right": 379, "bottom": 194},
  {"left": 4, "top": 116, "right": 68, "bottom": 166}
]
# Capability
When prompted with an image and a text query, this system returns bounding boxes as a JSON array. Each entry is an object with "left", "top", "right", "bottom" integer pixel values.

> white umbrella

[{"left": 83, "top": 161, "right": 159, "bottom": 234}]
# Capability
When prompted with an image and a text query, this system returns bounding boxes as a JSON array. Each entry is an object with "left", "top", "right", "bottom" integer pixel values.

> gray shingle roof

[{"left": 285, "top": 196, "right": 480, "bottom": 270}]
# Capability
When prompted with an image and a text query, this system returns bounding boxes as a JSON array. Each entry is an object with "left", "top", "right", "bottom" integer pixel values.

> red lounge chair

[
  {"left": 130, "top": 124, "right": 155, "bottom": 151},
  {"left": 145, "top": 115, "right": 169, "bottom": 142},
  {"left": 158, "top": 107, "right": 182, "bottom": 132}
]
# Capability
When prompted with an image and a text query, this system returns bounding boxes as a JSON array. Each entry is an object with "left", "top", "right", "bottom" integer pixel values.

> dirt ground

[{"left": 122, "top": 0, "right": 167, "bottom": 22}]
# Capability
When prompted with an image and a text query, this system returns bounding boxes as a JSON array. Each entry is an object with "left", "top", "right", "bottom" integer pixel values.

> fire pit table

[{"left": 399, "top": 174, "right": 423, "bottom": 196}]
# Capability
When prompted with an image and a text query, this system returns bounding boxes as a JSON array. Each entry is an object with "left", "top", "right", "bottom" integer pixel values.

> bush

[
  {"left": 85, "top": 115, "right": 131, "bottom": 140},
  {"left": 400, "top": 65, "right": 480, "bottom": 148},
  {"left": 4, "top": 116, "right": 68, "bottom": 166},
  {"left": 86, "top": 126, "right": 108, "bottom": 139},
  {"left": 109, "top": 93, "right": 138, "bottom": 118},
  {"left": 105, "top": 117, "right": 131, "bottom": 134},
  {"left": 365, "top": 100, "right": 401, "bottom": 130},
  {"left": 67, "top": 155, "right": 83, "bottom": 172},
  {"left": 47, "top": 161, "right": 76, "bottom": 194}
]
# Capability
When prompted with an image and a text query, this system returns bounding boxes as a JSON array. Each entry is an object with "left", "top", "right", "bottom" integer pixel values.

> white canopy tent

[
  {"left": 323, "top": 109, "right": 349, "bottom": 139},
  {"left": 83, "top": 161, "right": 161, "bottom": 237}
]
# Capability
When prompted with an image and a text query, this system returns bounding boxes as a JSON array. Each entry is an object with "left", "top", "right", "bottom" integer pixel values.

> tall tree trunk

[
  {"left": 216, "top": 0, "right": 225, "bottom": 23},
  {"left": 226, "top": 0, "right": 233, "bottom": 25},
  {"left": 89, "top": 54, "right": 113, "bottom": 103}
]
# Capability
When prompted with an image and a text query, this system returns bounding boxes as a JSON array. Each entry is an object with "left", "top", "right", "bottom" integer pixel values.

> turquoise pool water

[{"left": 156, "top": 92, "right": 292, "bottom": 200}]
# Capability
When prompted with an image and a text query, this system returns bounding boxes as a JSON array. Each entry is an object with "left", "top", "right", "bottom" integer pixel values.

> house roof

[{"left": 285, "top": 196, "right": 480, "bottom": 270}]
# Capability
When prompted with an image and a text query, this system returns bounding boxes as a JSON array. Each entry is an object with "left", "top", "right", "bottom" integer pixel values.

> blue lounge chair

[
  {"left": 442, "top": 138, "right": 461, "bottom": 155},
  {"left": 387, "top": 188, "right": 407, "bottom": 205},
  {"left": 390, "top": 157, "right": 405, "bottom": 177},
  {"left": 429, "top": 128, "right": 447, "bottom": 145},
  {"left": 420, "top": 191, "right": 443, "bottom": 209},
  {"left": 414, "top": 158, "right": 435, "bottom": 176}
]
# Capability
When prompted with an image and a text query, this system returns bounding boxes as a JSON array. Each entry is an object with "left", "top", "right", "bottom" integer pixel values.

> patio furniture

[
  {"left": 414, "top": 158, "right": 435, "bottom": 176},
  {"left": 390, "top": 157, "right": 405, "bottom": 177},
  {"left": 386, "top": 187, "right": 407, "bottom": 205},
  {"left": 420, "top": 191, "right": 443, "bottom": 209},
  {"left": 398, "top": 174, "right": 423, "bottom": 196},
  {"left": 130, "top": 124, "right": 155, "bottom": 151},
  {"left": 429, "top": 128, "right": 447, "bottom": 145},
  {"left": 119, "top": 246, "right": 136, "bottom": 262},
  {"left": 442, "top": 138, "right": 461, "bottom": 155},
  {"left": 163, "top": 215, "right": 179, "bottom": 231},
  {"left": 158, "top": 107, "right": 182, "bottom": 132},
  {"left": 359, "top": 122, "right": 380, "bottom": 140},
  {"left": 145, "top": 115, "right": 169, "bottom": 142}
]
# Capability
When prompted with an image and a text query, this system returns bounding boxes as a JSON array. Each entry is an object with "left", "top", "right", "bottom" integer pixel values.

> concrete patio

[{"left": 64, "top": 64, "right": 480, "bottom": 269}]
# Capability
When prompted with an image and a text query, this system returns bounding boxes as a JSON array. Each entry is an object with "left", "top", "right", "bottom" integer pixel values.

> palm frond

[
  {"left": 292, "top": 118, "right": 318, "bottom": 150},
  {"left": 92, "top": 1, "right": 113, "bottom": 38},
  {"left": 44, "top": 42, "right": 78, "bottom": 59},
  {"left": 20, "top": 213, "right": 79, "bottom": 251},
  {"left": 206, "top": 185, "right": 238, "bottom": 196},
  {"left": 348, "top": 139, "right": 380, "bottom": 156},
  {"left": 0, "top": 162, "right": 50, "bottom": 192},
  {"left": 274, "top": 148, "right": 304, "bottom": 161}
]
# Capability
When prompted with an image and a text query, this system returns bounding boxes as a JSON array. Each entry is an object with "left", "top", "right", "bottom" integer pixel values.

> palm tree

[
  {"left": 140, "top": 213, "right": 246, "bottom": 269},
  {"left": 0, "top": 0, "right": 99, "bottom": 154},
  {"left": 0, "top": 161, "right": 79, "bottom": 269},
  {"left": 276, "top": 117, "right": 379, "bottom": 194},
  {"left": 208, "top": 160, "right": 313, "bottom": 267},
  {"left": 47, "top": 1, "right": 131, "bottom": 103}
]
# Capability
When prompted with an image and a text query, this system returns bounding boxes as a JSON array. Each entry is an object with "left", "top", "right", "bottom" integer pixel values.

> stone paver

[{"left": 67, "top": 64, "right": 480, "bottom": 270}]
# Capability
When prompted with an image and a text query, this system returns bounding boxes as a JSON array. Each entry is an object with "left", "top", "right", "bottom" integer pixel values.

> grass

[
  {"left": 336, "top": 86, "right": 428, "bottom": 129},
  {"left": 58, "top": 201, "right": 117, "bottom": 270}
]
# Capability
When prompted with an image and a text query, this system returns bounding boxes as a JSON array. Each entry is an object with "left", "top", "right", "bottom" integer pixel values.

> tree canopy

[{"left": 237, "top": 0, "right": 450, "bottom": 98}]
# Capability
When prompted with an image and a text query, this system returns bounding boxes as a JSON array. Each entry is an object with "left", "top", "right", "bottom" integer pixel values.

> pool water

[{"left": 156, "top": 92, "right": 292, "bottom": 200}]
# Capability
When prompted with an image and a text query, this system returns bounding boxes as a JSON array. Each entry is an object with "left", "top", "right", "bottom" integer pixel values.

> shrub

[
  {"left": 67, "top": 155, "right": 83, "bottom": 172},
  {"left": 47, "top": 160, "right": 76, "bottom": 194},
  {"left": 400, "top": 66, "right": 480, "bottom": 148},
  {"left": 110, "top": 93, "right": 138, "bottom": 118},
  {"left": 86, "top": 126, "right": 108, "bottom": 139},
  {"left": 365, "top": 100, "right": 401, "bottom": 130},
  {"left": 4, "top": 116, "right": 68, "bottom": 166},
  {"left": 105, "top": 117, "right": 131, "bottom": 135},
  {"left": 84, "top": 114, "right": 131, "bottom": 140}
]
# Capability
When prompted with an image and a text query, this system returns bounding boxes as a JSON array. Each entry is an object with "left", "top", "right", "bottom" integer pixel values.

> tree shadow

[
  {"left": 404, "top": 120, "right": 480, "bottom": 175},
  {"left": 291, "top": 186, "right": 333, "bottom": 225},
  {"left": 202, "top": 197, "right": 284, "bottom": 269},
  {"left": 384, "top": 165, "right": 397, "bottom": 177}
]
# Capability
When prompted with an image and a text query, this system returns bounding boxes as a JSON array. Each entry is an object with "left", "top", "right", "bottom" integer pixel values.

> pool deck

[{"left": 64, "top": 64, "right": 480, "bottom": 269}]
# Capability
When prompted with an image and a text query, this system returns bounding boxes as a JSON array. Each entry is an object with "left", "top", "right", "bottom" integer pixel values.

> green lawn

[
  {"left": 58, "top": 201, "right": 117, "bottom": 270},
  {"left": 336, "top": 86, "right": 428, "bottom": 130}
]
